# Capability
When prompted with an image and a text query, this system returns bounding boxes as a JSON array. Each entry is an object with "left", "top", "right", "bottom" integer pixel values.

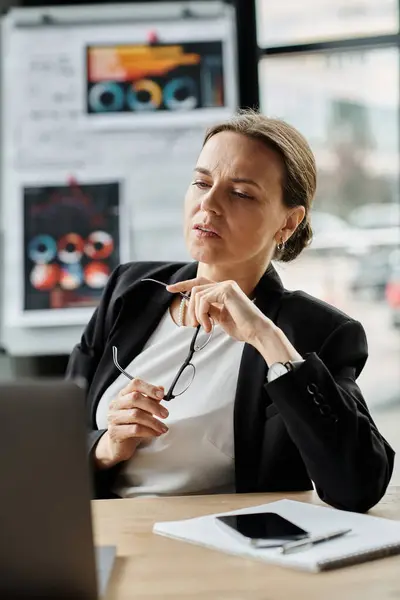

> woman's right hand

[{"left": 93, "top": 378, "right": 169, "bottom": 469}]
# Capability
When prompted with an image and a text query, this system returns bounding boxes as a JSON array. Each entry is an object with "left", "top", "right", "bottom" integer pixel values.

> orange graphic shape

[{"left": 88, "top": 45, "right": 200, "bottom": 82}]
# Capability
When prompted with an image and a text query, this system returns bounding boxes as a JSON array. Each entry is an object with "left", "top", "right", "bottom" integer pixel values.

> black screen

[{"left": 217, "top": 512, "right": 308, "bottom": 540}]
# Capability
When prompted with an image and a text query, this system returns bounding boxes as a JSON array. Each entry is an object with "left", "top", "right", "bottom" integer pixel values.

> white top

[{"left": 95, "top": 308, "right": 245, "bottom": 498}]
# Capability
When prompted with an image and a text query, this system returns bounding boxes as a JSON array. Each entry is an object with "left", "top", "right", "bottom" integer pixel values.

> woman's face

[{"left": 184, "top": 131, "right": 301, "bottom": 269}]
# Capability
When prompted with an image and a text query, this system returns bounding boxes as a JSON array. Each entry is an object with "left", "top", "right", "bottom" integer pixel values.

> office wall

[
  {"left": 0, "top": 0, "right": 16, "bottom": 378},
  {"left": 0, "top": 1, "right": 238, "bottom": 361}
]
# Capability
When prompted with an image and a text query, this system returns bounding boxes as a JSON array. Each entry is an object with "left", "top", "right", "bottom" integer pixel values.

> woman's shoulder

[
  {"left": 280, "top": 288, "right": 360, "bottom": 331},
  {"left": 278, "top": 288, "right": 367, "bottom": 371}
]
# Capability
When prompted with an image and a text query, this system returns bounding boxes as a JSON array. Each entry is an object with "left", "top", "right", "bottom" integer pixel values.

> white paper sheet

[{"left": 154, "top": 499, "right": 400, "bottom": 572}]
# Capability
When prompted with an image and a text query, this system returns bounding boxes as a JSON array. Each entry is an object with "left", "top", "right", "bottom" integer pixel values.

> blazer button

[
  {"left": 320, "top": 404, "right": 332, "bottom": 417},
  {"left": 307, "top": 383, "right": 318, "bottom": 395},
  {"left": 313, "top": 392, "right": 324, "bottom": 406}
]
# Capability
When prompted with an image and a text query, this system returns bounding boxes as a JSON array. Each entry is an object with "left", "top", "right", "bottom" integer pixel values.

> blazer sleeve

[
  {"left": 264, "top": 319, "right": 395, "bottom": 513},
  {"left": 65, "top": 265, "right": 123, "bottom": 497}
]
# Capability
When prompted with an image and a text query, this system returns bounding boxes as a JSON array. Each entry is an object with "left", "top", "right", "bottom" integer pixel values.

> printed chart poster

[
  {"left": 86, "top": 41, "right": 225, "bottom": 114},
  {"left": 24, "top": 181, "right": 120, "bottom": 311}
]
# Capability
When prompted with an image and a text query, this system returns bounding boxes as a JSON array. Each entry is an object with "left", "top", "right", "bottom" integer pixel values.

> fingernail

[
  {"left": 156, "top": 390, "right": 164, "bottom": 399},
  {"left": 161, "top": 424, "right": 169, "bottom": 433},
  {"left": 160, "top": 407, "right": 169, "bottom": 418}
]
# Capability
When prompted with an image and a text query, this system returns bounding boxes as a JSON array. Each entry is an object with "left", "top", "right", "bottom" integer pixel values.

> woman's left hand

[{"left": 167, "top": 277, "right": 272, "bottom": 345}]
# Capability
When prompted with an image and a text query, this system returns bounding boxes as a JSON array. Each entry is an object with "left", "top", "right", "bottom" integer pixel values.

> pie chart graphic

[
  {"left": 58, "top": 233, "right": 84, "bottom": 264},
  {"left": 30, "top": 263, "right": 60, "bottom": 291},
  {"left": 84, "top": 262, "right": 110, "bottom": 289},
  {"left": 163, "top": 77, "right": 198, "bottom": 110},
  {"left": 28, "top": 235, "right": 57, "bottom": 264},
  {"left": 126, "top": 79, "right": 163, "bottom": 111},
  {"left": 84, "top": 231, "right": 114, "bottom": 260},
  {"left": 60, "top": 264, "right": 83, "bottom": 290},
  {"left": 88, "top": 81, "right": 125, "bottom": 113}
]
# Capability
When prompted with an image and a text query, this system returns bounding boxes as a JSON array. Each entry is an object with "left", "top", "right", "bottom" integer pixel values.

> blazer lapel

[
  {"left": 234, "top": 264, "right": 285, "bottom": 492},
  {"left": 110, "top": 261, "right": 198, "bottom": 370},
  {"left": 89, "top": 262, "right": 198, "bottom": 426}
]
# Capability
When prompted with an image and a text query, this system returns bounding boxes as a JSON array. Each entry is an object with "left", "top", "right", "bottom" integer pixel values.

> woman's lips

[{"left": 193, "top": 225, "right": 221, "bottom": 239}]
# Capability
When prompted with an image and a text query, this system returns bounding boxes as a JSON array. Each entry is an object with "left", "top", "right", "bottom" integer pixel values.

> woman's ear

[{"left": 280, "top": 206, "right": 306, "bottom": 241}]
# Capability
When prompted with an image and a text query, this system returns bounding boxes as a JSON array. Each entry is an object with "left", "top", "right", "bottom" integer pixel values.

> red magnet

[
  {"left": 67, "top": 175, "right": 78, "bottom": 187},
  {"left": 147, "top": 30, "right": 159, "bottom": 44}
]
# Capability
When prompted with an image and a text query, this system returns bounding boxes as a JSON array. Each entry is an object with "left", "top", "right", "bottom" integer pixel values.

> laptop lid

[{"left": 0, "top": 380, "right": 98, "bottom": 600}]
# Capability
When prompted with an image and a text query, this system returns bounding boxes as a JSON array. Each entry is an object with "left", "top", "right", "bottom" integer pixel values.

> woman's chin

[{"left": 188, "top": 243, "right": 225, "bottom": 265}]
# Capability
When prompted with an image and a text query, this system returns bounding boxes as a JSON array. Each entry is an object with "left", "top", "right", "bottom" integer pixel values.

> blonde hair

[{"left": 203, "top": 109, "right": 317, "bottom": 262}]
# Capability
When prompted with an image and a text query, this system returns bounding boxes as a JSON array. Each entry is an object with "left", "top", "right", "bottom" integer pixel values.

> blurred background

[
  {"left": 258, "top": 0, "right": 400, "bottom": 483},
  {"left": 0, "top": 0, "right": 399, "bottom": 482}
]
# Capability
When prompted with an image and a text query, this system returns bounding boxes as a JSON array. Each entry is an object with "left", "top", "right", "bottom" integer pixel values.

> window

[
  {"left": 257, "top": 0, "right": 399, "bottom": 47},
  {"left": 259, "top": 48, "right": 399, "bottom": 217},
  {"left": 260, "top": 45, "right": 400, "bottom": 482}
]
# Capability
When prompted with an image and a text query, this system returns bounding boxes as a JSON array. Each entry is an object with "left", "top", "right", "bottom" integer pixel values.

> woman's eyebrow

[
  {"left": 194, "top": 167, "right": 212, "bottom": 176},
  {"left": 194, "top": 167, "right": 261, "bottom": 189},
  {"left": 230, "top": 177, "right": 261, "bottom": 189}
]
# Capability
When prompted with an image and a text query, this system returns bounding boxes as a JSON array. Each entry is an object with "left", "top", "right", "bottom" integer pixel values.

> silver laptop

[{"left": 0, "top": 380, "right": 115, "bottom": 599}]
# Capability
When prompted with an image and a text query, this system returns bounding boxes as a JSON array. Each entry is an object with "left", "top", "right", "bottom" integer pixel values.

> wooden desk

[{"left": 93, "top": 486, "right": 400, "bottom": 600}]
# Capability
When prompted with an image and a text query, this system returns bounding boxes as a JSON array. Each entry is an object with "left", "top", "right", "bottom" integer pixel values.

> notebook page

[{"left": 153, "top": 499, "right": 400, "bottom": 572}]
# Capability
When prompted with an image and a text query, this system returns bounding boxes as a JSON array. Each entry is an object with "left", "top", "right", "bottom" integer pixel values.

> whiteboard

[{"left": 0, "top": 2, "right": 238, "bottom": 355}]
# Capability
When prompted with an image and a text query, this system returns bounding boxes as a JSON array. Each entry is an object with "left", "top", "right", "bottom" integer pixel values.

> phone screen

[{"left": 216, "top": 512, "right": 308, "bottom": 542}]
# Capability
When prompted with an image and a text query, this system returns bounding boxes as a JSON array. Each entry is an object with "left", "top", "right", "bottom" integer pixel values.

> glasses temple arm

[{"left": 112, "top": 346, "right": 134, "bottom": 381}]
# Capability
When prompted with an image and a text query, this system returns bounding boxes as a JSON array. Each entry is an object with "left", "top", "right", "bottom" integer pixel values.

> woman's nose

[{"left": 200, "top": 188, "right": 221, "bottom": 214}]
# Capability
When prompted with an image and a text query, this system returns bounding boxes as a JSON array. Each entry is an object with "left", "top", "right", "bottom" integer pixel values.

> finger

[
  {"left": 189, "top": 285, "right": 219, "bottom": 328},
  {"left": 200, "top": 282, "right": 231, "bottom": 305},
  {"left": 113, "top": 392, "right": 169, "bottom": 419},
  {"left": 195, "top": 291, "right": 212, "bottom": 333},
  {"left": 120, "top": 378, "right": 165, "bottom": 400},
  {"left": 187, "top": 285, "right": 201, "bottom": 327},
  {"left": 109, "top": 408, "right": 168, "bottom": 435},
  {"left": 112, "top": 423, "right": 164, "bottom": 441},
  {"left": 166, "top": 278, "right": 212, "bottom": 293},
  {"left": 208, "top": 303, "right": 223, "bottom": 323}
]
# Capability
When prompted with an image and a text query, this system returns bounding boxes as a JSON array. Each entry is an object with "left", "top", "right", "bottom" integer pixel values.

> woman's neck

[{"left": 196, "top": 260, "right": 270, "bottom": 298}]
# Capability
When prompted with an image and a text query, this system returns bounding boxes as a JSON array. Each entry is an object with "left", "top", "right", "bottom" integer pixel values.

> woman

[{"left": 67, "top": 109, "right": 394, "bottom": 511}]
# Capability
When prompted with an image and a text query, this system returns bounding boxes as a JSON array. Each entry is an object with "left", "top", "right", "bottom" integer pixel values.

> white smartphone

[{"left": 215, "top": 512, "right": 309, "bottom": 548}]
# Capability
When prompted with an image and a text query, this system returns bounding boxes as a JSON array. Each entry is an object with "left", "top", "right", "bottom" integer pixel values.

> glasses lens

[
  {"left": 173, "top": 363, "right": 195, "bottom": 396},
  {"left": 194, "top": 326, "right": 213, "bottom": 351}
]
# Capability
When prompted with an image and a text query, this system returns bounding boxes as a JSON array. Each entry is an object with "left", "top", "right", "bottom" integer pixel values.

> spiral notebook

[{"left": 153, "top": 499, "right": 400, "bottom": 572}]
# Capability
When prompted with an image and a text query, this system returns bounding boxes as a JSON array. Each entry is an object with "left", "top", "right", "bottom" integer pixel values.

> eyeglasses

[
  {"left": 112, "top": 278, "right": 214, "bottom": 401},
  {"left": 141, "top": 278, "right": 191, "bottom": 301}
]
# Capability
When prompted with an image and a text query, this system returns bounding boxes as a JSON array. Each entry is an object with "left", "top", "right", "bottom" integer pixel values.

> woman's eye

[
  {"left": 192, "top": 180, "right": 210, "bottom": 189},
  {"left": 232, "top": 190, "right": 253, "bottom": 200}
]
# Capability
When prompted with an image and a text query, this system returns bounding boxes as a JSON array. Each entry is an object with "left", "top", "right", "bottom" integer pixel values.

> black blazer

[{"left": 66, "top": 261, "right": 394, "bottom": 512}]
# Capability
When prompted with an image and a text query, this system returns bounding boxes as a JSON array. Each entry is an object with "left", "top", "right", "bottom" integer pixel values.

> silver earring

[{"left": 277, "top": 238, "right": 285, "bottom": 252}]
